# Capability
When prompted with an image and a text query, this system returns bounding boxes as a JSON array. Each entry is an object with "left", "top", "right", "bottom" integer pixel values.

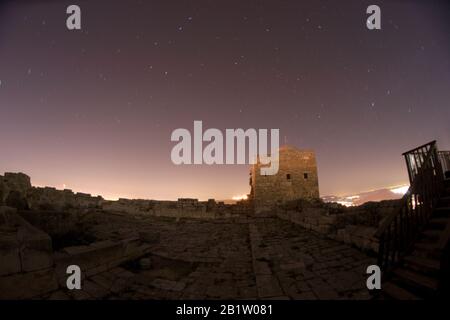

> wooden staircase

[{"left": 376, "top": 142, "right": 450, "bottom": 300}]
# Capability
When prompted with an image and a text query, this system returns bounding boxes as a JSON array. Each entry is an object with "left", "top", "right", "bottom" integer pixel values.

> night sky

[{"left": 0, "top": 0, "right": 449, "bottom": 200}]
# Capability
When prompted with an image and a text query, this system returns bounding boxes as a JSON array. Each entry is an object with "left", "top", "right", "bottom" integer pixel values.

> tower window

[
  {"left": 286, "top": 174, "right": 291, "bottom": 180},
  {"left": 304, "top": 173, "right": 308, "bottom": 180}
]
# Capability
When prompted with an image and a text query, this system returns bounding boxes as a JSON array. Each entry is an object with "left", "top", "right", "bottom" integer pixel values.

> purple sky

[{"left": 1, "top": 0, "right": 449, "bottom": 200}]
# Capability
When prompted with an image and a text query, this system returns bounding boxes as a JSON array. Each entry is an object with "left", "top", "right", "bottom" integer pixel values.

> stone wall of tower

[{"left": 250, "top": 146, "right": 319, "bottom": 214}]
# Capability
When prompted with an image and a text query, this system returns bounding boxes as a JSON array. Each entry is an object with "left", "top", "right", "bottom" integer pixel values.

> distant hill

[{"left": 322, "top": 185, "right": 409, "bottom": 206}]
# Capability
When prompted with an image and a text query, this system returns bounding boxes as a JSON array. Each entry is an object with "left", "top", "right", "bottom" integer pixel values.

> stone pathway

[
  {"left": 250, "top": 219, "right": 375, "bottom": 299},
  {"left": 45, "top": 214, "right": 375, "bottom": 300}
]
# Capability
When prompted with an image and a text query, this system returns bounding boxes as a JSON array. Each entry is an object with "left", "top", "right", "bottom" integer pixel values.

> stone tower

[{"left": 249, "top": 145, "right": 319, "bottom": 214}]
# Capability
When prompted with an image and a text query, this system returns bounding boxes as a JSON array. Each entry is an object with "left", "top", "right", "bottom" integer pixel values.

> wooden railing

[
  {"left": 438, "top": 150, "right": 450, "bottom": 294},
  {"left": 376, "top": 141, "right": 444, "bottom": 271}
]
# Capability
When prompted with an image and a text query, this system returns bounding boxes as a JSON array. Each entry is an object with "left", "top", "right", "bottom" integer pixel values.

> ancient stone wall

[
  {"left": 275, "top": 199, "right": 400, "bottom": 253},
  {"left": 1, "top": 172, "right": 252, "bottom": 219},
  {"left": 0, "top": 172, "right": 32, "bottom": 208},
  {"left": 102, "top": 198, "right": 252, "bottom": 219},
  {"left": 0, "top": 172, "right": 103, "bottom": 211},
  {"left": 0, "top": 205, "right": 156, "bottom": 299},
  {"left": 27, "top": 187, "right": 103, "bottom": 211},
  {"left": 250, "top": 146, "right": 319, "bottom": 214},
  {"left": 0, "top": 206, "right": 58, "bottom": 299}
]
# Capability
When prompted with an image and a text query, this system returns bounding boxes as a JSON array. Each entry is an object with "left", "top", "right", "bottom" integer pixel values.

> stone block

[
  {"left": 256, "top": 275, "right": 283, "bottom": 298},
  {"left": 151, "top": 278, "right": 177, "bottom": 290},
  {"left": 254, "top": 260, "right": 272, "bottom": 275},
  {"left": 21, "top": 247, "right": 53, "bottom": 272},
  {"left": 139, "top": 257, "right": 152, "bottom": 269},
  {"left": 280, "top": 262, "right": 306, "bottom": 271},
  {"left": 138, "top": 231, "right": 160, "bottom": 244},
  {"left": 0, "top": 206, "right": 54, "bottom": 274},
  {"left": 82, "top": 279, "right": 109, "bottom": 298},
  {"left": 0, "top": 233, "right": 21, "bottom": 276}
]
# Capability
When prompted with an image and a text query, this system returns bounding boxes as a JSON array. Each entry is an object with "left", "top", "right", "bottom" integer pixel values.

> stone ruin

[
  {"left": 102, "top": 197, "right": 251, "bottom": 219},
  {"left": 0, "top": 172, "right": 252, "bottom": 220},
  {"left": 0, "top": 170, "right": 395, "bottom": 300},
  {"left": 0, "top": 172, "right": 32, "bottom": 209},
  {"left": 249, "top": 146, "right": 320, "bottom": 215},
  {"left": 0, "top": 172, "right": 254, "bottom": 299},
  {"left": 275, "top": 198, "right": 400, "bottom": 253}
]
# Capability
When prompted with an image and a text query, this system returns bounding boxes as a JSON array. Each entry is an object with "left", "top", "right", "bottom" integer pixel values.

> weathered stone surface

[
  {"left": 0, "top": 228, "right": 21, "bottom": 276},
  {"left": 27, "top": 186, "right": 103, "bottom": 211},
  {"left": 82, "top": 279, "right": 109, "bottom": 298},
  {"left": 138, "top": 231, "right": 160, "bottom": 244},
  {"left": 250, "top": 146, "right": 320, "bottom": 214},
  {"left": 0, "top": 268, "right": 58, "bottom": 299},
  {"left": 151, "top": 278, "right": 178, "bottom": 290},
  {"left": 21, "top": 247, "right": 53, "bottom": 273},
  {"left": 0, "top": 173, "right": 31, "bottom": 208},
  {"left": 249, "top": 218, "right": 375, "bottom": 300},
  {"left": 55, "top": 237, "right": 151, "bottom": 283},
  {"left": 254, "top": 260, "right": 272, "bottom": 275},
  {"left": 0, "top": 206, "right": 54, "bottom": 274},
  {"left": 139, "top": 257, "right": 152, "bottom": 269},
  {"left": 0, "top": 201, "right": 377, "bottom": 300},
  {"left": 256, "top": 275, "right": 283, "bottom": 298},
  {"left": 91, "top": 273, "right": 114, "bottom": 290},
  {"left": 18, "top": 224, "right": 53, "bottom": 272}
]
